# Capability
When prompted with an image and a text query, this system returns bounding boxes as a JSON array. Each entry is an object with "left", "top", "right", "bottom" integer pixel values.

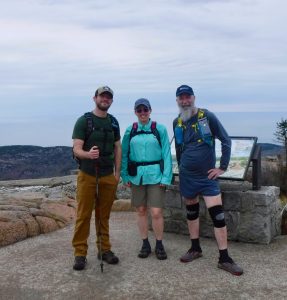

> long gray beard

[{"left": 179, "top": 106, "right": 195, "bottom": 122}]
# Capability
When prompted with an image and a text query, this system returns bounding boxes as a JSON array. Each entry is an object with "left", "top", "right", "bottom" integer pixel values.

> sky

[{"left": 0, "top": 0, "right": 286, "bottom": 147}]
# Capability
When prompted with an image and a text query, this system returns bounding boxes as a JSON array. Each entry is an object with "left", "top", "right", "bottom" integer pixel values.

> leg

[
  {"left": 150, "top": 207, "right": 164, "bottom": 240},
  {"left": 136, "top": 206, "right": 152, "bottom": 258},
  {"left": 180, "top": 196, "right": 203, "bottom": 262},
  {"left": 204, "top": 195, "right": 227, "bottom": 250},
  {"left": 136, "top": 206, "right": 149, "bottom": 239},
  {"left": 185, "top": 197, "right": 200, "bottom": 240},
  {"left": 96, "top": 173, "right": 118, "bottom": 253},
  {"left": 131, "top": 184, "right": 149, "bottom": 239},
  {"left": 72, "top": 171, "right": 96, "bottom": 257},
  {"left": 204, "top": 194, "right": 243, "bottom": 275}
]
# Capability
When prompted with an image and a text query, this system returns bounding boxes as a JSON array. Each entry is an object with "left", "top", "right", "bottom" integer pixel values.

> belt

[{"left": 135, "top": 160, "right": 161, "bottom": 166}]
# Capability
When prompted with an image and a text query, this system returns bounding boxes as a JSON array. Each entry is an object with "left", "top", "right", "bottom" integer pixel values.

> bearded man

[
  {"left": 72, "top": 86, "right": 121, "bottom": 271},
  {"left": 173, "top": 84, "right": 243, "bottom": 276}
]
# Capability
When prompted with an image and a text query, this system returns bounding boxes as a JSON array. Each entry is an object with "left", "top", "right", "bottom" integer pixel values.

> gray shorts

[{"left": 131, "top": 184, "right": 165, "bottom": 208}]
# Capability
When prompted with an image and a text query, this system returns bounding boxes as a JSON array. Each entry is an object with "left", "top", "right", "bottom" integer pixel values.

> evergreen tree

[{"left": 274, "top": 118, "right": 287, "bottom": 168}]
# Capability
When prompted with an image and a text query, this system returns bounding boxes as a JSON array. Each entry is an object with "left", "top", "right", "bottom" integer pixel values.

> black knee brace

[
  {"left": 186, "top": 203, "right": 199, "bottom": 221},
  {"left": 208, "top": 205, "right": 226, "bottom": 228}
]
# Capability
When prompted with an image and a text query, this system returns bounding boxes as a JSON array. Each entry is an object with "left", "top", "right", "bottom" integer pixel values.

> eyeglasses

[{"left": 136, "top": 107, "right": 149, "bottom": 113}]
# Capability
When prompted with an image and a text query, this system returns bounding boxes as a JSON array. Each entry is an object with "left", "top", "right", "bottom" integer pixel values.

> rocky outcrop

[
  {"left": 0, "top": 175, "right": 133, "bottom": 247},
  {"left": 0, "top": 194, "right": 76, "bottom": 247},
  {"left": 0, "top": 176, "right": 77, "bottom": 246}
]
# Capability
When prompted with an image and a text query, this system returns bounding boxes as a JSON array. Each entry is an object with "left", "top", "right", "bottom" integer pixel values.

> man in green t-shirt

[{"left": 72, "top": 86, "right": 122, "bottom": 271}]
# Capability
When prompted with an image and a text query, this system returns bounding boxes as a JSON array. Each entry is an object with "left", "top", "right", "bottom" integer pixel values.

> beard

[
  {"left": 178, "top": 105, "right": 195, "bottom": 122},
  {"left": 96, "top": 103, "right": 111, "bottom": 111}
]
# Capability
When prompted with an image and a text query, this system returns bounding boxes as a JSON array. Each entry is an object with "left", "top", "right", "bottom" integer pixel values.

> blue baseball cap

[
  {"left": 176, "top": 85, "right": 194, "bottom": 97},
  {"left": 134, "top": 98, "right": 151, "bottom": 110}
]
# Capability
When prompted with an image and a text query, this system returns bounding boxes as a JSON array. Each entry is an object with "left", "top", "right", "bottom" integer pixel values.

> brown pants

[{"left": 72, "top": 170, "right": 118, "bottom": 256}]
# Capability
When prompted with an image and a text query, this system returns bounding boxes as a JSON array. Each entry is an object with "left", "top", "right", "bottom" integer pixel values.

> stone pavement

[{"left": 0, "top": 211, "right": 286, "bottom": 300}]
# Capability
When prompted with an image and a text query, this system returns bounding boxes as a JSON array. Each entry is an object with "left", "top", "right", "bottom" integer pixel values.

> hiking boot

[
  {"left": 218, "top": 260, "right": 243, "bottom": 276},
  {"left": 180, "top": 248, "right": 203, "bottom": 263},
  {"left": 73, "top": 256, "right": 87, "bottom": 271},
  {"left": 98, "top": 250, "right": 119, "bottom": 264},
  {"left": 155, "top": 247, "right": 167, "bottom": 260},
  {"left": 138, "top": 246, "right": 152, "bottom": 258}
]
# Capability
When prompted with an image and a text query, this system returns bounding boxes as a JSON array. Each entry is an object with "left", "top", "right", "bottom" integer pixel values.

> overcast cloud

[{"left": 0, "top": 0, "right": 286, "bottom": 146}]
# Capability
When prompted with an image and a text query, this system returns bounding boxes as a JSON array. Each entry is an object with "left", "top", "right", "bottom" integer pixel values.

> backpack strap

[
  {"left": 150, "top": 121, "right": 161, "bottom": 147},
  {"left": 197, "top": 108, "right": 214, "bottom": 147},
  {"left": 108, "top": 113, "right": 120, "bottom": 140},
  {"left": 83, "top": 112, "right": 95, "bottom": 142},
  {"left": 198, "top": 109, "right": 205, "bottom": 119},
  {"left": 128, "top": 122, "right": 138, "bottom": 160},
  {"left": 127, "top": 121, "right": 162, "bottom": 161}
]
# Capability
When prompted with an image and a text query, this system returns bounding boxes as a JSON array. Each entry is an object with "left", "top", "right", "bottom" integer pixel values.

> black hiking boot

[
  {"left": 138, "top": 245, "right": 152, "bottom": 258},
  {"left": 98, "top": 250, "right": 119, "bottom": 264},
  {"left": 73, "top": 256, "right": 87, "bottom": 271},
  {"left": 155, "top": 246, "right": 167, "bottom": 260}
]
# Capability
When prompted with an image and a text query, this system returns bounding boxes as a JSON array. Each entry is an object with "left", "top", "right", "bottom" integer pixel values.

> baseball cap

[
  {"left": 176, "top": 85, "right": 194, "bottom": 97},
  {"left": 134, "top": 98, "right": 151, "bottom": 110},
  {"left": 95, "top": 86, "right": 113, "bottom": 97}
]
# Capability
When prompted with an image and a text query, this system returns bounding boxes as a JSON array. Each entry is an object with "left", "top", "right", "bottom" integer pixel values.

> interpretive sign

[{"left": 171, "top": 136, "right": 257, "bottom": 180}]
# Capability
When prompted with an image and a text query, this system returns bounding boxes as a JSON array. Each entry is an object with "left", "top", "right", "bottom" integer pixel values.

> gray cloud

[{"left": 0, "top": 0, "right": 286, "bottom": 145}]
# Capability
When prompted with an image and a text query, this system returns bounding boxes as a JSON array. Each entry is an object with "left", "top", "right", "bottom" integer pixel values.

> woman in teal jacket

[{"left": 121, "top": 98, "right": 172, "bottom": 260}]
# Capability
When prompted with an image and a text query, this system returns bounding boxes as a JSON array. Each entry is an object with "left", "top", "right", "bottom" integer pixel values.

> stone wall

[{"left": 164, "top": 180, "right": 282, "bottom": 244}]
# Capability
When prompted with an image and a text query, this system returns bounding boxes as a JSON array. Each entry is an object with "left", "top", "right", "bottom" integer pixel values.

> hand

[
  {"left": 207, "top": 168, "right": 225, "bottom": 180},
  {"left": 159, "top": 183, "right": 166, "bottom": 188},
  {"left": 124, "top": 182, "right": 131, "bottom": 188},
  {"left": 114, "top": 171, "right": 121, "bottom": 182},
  {"left": 88, "top": 146, "right": 100, "bottom": 160}
]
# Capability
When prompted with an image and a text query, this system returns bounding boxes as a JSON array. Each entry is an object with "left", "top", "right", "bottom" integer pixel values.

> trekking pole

[{"left": 95, "top": 159, "right": 104, "bottom": 273}]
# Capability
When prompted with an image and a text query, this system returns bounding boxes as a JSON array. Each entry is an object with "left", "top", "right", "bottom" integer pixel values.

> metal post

[{"left": 251, "top": 144, "right": 261, "bottom": 190}]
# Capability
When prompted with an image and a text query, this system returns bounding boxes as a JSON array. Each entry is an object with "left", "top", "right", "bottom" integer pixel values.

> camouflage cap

[{"left": 95, "top": 86, "right": 114, "bottom": 97}]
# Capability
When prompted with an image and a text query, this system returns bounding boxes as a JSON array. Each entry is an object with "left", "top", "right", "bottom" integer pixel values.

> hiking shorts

[
  {"left": 131, "top": 184, "right": 165, "bottom": 208},
  {"left": 179, "top": 172, "right": 221, "bottom": 199}
]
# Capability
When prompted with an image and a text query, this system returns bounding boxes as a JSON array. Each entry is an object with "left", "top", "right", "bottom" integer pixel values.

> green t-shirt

[{"left": 72, "top": 113, "right": 120, "bottom": 177}]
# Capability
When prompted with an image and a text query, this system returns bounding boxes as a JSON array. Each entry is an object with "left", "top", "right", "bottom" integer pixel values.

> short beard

[
  {"left": 178, "top": 105, "right": 195, "bottom": 122},
  {"left": 96, "top": 103, "right": 111, "bottom": 111}
]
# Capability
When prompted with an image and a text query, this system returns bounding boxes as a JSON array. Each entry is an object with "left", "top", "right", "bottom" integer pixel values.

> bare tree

[{"left": 274, "top": 118, "right": 287, "bottom": 168}]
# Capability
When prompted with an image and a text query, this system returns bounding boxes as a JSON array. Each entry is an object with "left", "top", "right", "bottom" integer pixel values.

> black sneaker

[
  {"left": 138, "top": 246, "right": 152, "bottom": 258},
  {"left": 155, "top": 246, "right": 167, "bottom": 260},
  {"left": 73, "top": 256, "right": 87, "bottom": 271},
  {"left": 98, "top": 250, "right": 119, "bottom": 264}
]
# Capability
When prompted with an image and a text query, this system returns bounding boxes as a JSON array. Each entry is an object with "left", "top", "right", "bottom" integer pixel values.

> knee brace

[
  {"left": 208, "top": 205, "right": 226, "bottom": 228},
  {"left": 186, "top": 203, "right": 199, "bottom": 221}
]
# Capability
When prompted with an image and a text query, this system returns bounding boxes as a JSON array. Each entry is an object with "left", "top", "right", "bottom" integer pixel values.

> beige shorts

[{"left": 131, "top": 184, "right": 165, "bottom": 208}]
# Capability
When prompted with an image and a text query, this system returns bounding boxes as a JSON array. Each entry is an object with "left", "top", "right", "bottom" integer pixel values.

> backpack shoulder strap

[
  {"left": 198, "top": 108, "right": 205, "bottom": 119},
  {"left": 129, "top": 122, "right": 138, "bottom": 141},
  {"left": 129, "top": 121, "right": 162, "bottom": 147},
  {"left": 150, "top": 121, "right": 162, "bottom": 147},
  {"left": 107, "top": 113, "right": 120, "bottom": 139},
  {"left": 83, "top": 112, "right": 94, "bottom": 142}
]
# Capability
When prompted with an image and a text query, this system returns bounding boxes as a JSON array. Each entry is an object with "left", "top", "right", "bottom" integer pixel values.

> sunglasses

[{"left": 136, "top": 107, "right": 149, "bottom": 113}]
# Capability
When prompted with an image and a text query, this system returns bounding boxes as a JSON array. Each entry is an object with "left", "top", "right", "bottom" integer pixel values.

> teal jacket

[{"left": 121, "top": 120, "right": 173, "bottom": 185}]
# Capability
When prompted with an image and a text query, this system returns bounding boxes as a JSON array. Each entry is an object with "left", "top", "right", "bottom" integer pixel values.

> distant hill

[
  {"left": 0, "top": 143, "right": 284, "bottom": 181},
  {"left": 0, "top": 145, "right": 78, "bottom": 181},
  {"left": 259, "top": 143, "right": 284, "bottom": 157}
]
